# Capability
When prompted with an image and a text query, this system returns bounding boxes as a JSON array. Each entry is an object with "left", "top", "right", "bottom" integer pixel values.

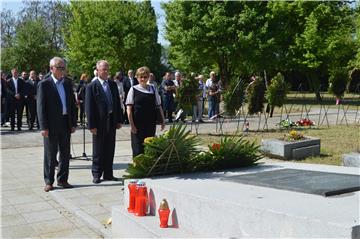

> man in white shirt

[{"left": 7, "top": 68, "right": 25, "bottom": 131}]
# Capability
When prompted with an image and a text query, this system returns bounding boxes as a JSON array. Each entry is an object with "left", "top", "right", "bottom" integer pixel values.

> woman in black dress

[{"left": 126, "top": 67, "right": 165, "bottom": 157}]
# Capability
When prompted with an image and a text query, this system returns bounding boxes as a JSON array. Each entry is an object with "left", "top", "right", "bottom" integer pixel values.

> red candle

[
  {"left": 135, "top": 181, "right": 148, "bottom": 216},
  {"left": 127, "top": 179, "right": 138, "bottom": 213},
  {"left": 158, "top": 199, "right": 170, "bottom": 228}
]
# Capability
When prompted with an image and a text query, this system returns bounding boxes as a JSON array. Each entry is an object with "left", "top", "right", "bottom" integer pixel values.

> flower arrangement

[
  {"left": 265, "top": 73, "right": 290, "bottom": 117},
  {"left": 223, "top": 78, "right": 247, "bottom": 116},
  {"left": 126, "top": 124, "right": 200, "bottom": 178},
  {"left": 286, "top": 130, "right": 304, "bottom": 141},
  {"left": 246, "top": 76, "right": 266, "bottom": 115},
  {"left": 277, "top": 119, "right": 297, "bottom": 129},
  {"left": 296, "top": 118, "right": 315, "bottom": 127},
  {"left": 189, "top": 137, "right": 262, "bottom": 172},
  {"left": 176, "top": 75, "right": 200, "bottom": 112},
  {"left": 125, "top": 125, "right": 262, "bottom": 178},
  {"left": 211, "top": 143, "right": 221, "bottom": 151}
]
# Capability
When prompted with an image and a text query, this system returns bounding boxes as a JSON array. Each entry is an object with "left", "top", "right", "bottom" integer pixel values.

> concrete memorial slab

[
  {"left": 222, "top": 168, "right": 360, "bottom": 196},
  {"left": 113, "top": 162, "right": 360, "bottom": 238},
  {"left": 261, "top": 137, "right": 320, "bottom": 160}
]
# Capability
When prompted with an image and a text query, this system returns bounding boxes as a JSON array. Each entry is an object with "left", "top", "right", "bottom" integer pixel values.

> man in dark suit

[
  {"left": 25, "top": 70, "right": 39, "bottom": 130},
  {"left": 37, "top": 57, "right": 77, "bottom": 192},
  {"left": 122, "top": 69, "right": 138, "bottom": 124},
  {"left": 7, "top": 68, "right": 26, "bottom": 131},
  {"left": 1, "top": 71, "right": 8, "bottom": 126},
  {"left": 86, "top": 60, "right": 122, "bottom": 184}
]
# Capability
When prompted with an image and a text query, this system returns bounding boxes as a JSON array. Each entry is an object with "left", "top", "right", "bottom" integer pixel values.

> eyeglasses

[{"left": 54, "top": 66, "right": 66, "bottom": 71}]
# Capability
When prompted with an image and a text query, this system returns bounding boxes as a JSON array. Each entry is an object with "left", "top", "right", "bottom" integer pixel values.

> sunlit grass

[{"left": 195, "top": 124, "right": 360, "bottom": 166}]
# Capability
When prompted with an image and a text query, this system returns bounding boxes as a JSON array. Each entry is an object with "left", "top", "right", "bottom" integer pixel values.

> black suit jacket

[
  {"left": 85, "top": 78, "right": 122, "bottom": 132},
  {"left": 25, "top": 79, "right": 38, "bottom": 99},
  {"left": 123, "top": 77, "right": 138, "bottom": 96},
  {"left": 6, "top": 78, "right": 25, "bottom": 101},
  {"left": 37, "top": 76, "right": 77, "bottom": 134}
]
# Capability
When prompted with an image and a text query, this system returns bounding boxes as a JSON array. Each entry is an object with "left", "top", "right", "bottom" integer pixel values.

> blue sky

[{"left": 1, "top": 0, "right": 169, "bottom": 45}]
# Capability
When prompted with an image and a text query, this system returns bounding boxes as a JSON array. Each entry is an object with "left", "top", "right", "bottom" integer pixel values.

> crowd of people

[
  {"left": 0, "top": 65, "right": 224, "bottom": 132},
  {"left": 0, "top": 56, "right": 225, "bottom": 192}
]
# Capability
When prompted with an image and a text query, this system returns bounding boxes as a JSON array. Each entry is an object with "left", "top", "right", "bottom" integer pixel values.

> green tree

[
  {"left": 20, "top": 0, "right": 71, "bottom": 52},
  {"left": 163, "top": 1, "right": 267, "bottom": 86},
  {"left": 65, "top": 1, "right": 160, "bottom": 76},
  {"left": 294, "top": 2, "right": 355, "bottom": 100},
  {"left": 2, "top": 19, "right": 54, "bottom": 73}
]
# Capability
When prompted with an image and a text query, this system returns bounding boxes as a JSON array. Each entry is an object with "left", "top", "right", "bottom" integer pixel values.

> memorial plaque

[{"left": 223, "top": 169, "right": 360, "bottom": 196}]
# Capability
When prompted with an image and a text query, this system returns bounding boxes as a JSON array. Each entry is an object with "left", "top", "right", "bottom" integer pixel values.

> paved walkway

[
  {"left": 1, "top": 107, "right": 358, "bottom": 238},
  {"left": 1, "top": 129, "right": 133, "bottom": 238}
]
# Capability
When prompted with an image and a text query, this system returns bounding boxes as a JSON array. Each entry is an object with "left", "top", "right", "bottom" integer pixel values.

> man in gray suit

[
  {"left": 86, "top": 60, "right": 122, "bottom": 184},
  {"left": 37, "top": 57, "right": 77, "bottom": 192}
]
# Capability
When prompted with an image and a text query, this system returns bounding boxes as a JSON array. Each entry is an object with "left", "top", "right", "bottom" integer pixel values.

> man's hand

[
  {"left": 41, "top": 130, "right": 49, "bottom": 137},
  {"left": 116, "top": 123, "right": 122, "bottom": 129},
  {"left": 15, "top": 94, "right": 20, "bottom": 100},
  {"left": 90, "top": 128, "right": 97, "bottom": 135},
  {"left": 130, "top": 125, "right": 137, "bottom": 134},
  {"left": 71, "top": 127, "right": 76, "bottom": 133}
]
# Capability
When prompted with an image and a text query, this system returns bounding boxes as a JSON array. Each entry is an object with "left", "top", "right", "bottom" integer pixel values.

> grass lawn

[{"left": 195, "top": 124, "right": 360, "bottom": 166}]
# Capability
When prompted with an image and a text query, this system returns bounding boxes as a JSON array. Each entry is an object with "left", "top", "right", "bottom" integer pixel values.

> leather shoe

[
  {"left": 57, "top": 181, "right": 73, "bottom": 188},
  {"left": 44, "top": 184, "right": 53, "bottom": 192},
  {"left": 93, "top": 178, "right": 101, "bottom": 184},
  {"left": 103, "top": 176, "right": 120, "bottom": 181}
]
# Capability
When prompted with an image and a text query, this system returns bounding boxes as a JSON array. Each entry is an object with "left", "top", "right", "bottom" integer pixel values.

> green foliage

[
  {"left": 328, "top": 68, "right": 349, "bottom": 98},
  {"left": 266, "top": 72, "right": 289, "bottom": 108},
  {"left": 125, "top": 125, "right": 262, "bottom": 178},
  {"left": 163, "top": 1, "right": 266, "bottom": 86},
  {"left": 2, "top": 19, "right": 55, "bottom": 73},
  {"left": 294, "top": 2, "right": 355, "bottom": 92},
  {"left": 246, "top": 77, "right": 266, "bottom": 115},
  {"left": 223, "top": 78, "right": 248, "bottom": 116},
  {"left": 66, "top": 1, "right": 161, "bottom": 76},
  {"left": 189, "top": 137, "right": 261, "bottom": 171},
  {"left": 125, "top": 124, "right": 200, "bottom": 178},
  {"left": 176, "top": 75, "right": 200, "bottom": 112}
]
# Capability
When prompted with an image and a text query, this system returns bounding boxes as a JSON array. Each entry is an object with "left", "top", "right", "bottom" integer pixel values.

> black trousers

[
  {"left": 92, "top": 118, "right": 116, "bottom": 179},
  {"left": 131, "top": 124, "right": 156, "bottom": 157},
  {"left": 79, "top": 102, "right": 85, "bottom": 124},
  {"left": 9, "top": 99, "right": 24, "bottom": 129},
  {"left": 43, "top": 118, "right": 71, "bottom": 185},
  {"left": 26, "top": 98, "right": 36, "bottom": 128}
]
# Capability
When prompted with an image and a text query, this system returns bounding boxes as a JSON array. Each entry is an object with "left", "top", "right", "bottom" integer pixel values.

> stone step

[
  {"left": 114, "top": 163, "right": 360, "bottom": 237},
  {"left": 112, "top": 206, "right": 193, "bottom": 238}
]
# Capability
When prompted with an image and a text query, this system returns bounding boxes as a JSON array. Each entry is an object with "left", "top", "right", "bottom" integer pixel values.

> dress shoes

[
  {"left": 44, "top": 184, "right": 54, "bottom": 192},
  {"left": 57, "top": 181, "right": 73, "bottom": 188},
  {"left": 103, "top": 176, "right": 120, "bottom": 181},
  {"left": 93, "top": 178, "right": 101, "bottom": 184}
]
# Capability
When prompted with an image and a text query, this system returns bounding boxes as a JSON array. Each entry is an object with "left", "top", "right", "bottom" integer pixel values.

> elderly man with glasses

[{"left": 37, "top": 57, "right": 77, "bottom": 192}]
